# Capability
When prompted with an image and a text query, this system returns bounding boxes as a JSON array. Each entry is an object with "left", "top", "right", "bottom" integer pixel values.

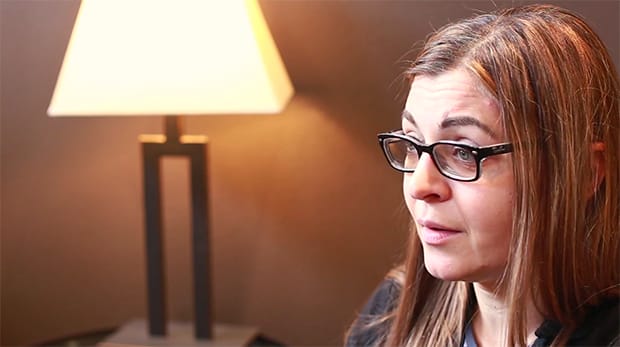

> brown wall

[{"left": 1, "top": 1, "right": 618, "bottom": 346}]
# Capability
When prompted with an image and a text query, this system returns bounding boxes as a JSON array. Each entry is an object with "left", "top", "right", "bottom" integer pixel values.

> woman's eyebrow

[
  {"left": 440, "top": 116, "right": 498, "bottom": 139},
  {"left": 402, "top": 110, "right": 498, "bottom": 139},
  {"left": 401, "top": 110, "right": 416, "bottom": 126}
]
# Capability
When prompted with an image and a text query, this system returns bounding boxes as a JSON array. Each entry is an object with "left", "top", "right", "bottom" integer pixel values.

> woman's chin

[
  {"left": 424, "top": 261, "right": 466, "bottom": 281},
  {"left": 423, "top": 255, "right": 504, "bottom": 284},
  {"left": 422, "top": 248, "right": 470, "bottom": 281}
]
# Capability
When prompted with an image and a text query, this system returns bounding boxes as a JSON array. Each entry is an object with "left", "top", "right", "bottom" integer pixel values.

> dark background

[{"left": 1, "top": 1, "right": 618, "bottom": 346}]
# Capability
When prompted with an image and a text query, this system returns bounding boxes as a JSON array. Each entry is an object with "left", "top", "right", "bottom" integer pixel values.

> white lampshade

[{"left": 48, "top": 0, "right": 294, "bottom": 116}]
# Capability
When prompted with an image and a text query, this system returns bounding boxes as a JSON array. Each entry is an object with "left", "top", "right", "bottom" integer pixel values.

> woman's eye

[
  {"left": 454, "top": 147, "right": 474, "bottom": 162},
  {"left": 405, "top": 142, "right": 417, "bottom": 153}
]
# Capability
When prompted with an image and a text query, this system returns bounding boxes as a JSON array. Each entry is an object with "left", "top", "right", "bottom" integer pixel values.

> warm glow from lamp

[{"left": 48, "top": 0, "right": 293, "bottom": 116}]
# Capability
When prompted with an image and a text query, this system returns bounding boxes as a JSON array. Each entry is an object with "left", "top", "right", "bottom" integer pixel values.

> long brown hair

[{"left": 380, "top": 4, "right": 619, "bottom": 347}]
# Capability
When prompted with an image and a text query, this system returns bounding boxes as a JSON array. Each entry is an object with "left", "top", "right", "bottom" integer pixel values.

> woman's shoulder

[
  {"left": 537, "top": 297, "right": 620, "bottom": 346},
  {"left": 345, "top": 278, "right": 401, "bottom": 347},
  {"left": 568, "top": 297, "right": 620, "bottom": 346},
  {"left": 360, "top": 277, "right": 401, "bottom": 316}
]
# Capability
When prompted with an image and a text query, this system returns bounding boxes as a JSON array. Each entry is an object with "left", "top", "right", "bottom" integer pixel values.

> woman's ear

[{"left": 590, "top": 142, "right": 606, "bottom": 196}]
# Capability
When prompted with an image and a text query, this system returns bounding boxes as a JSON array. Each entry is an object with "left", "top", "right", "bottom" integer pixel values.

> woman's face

[{"left": 403, "top": 68, "right": 514, "bottom": 286}]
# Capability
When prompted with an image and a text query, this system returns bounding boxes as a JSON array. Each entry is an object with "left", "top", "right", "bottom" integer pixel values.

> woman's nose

[{"left": 404, "top": 153, "right": 451, "bottom": 202}]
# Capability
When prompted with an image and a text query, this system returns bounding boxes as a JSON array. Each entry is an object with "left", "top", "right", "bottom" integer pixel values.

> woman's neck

[{"left": 471, "top": 282, "right": 543, "bottom": 347}]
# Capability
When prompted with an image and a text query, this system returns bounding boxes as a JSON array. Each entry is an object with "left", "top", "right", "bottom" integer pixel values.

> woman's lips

[{"left": 418, "top": 220, "right": 463, "bottom": 245}]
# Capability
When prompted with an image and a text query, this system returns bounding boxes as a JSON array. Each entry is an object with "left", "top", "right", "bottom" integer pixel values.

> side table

[{"left": 98, "top": 319, "right": 258, "bottom": 347}]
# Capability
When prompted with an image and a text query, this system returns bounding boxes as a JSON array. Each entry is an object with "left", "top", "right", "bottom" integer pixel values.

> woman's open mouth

[{"left": 418, "top": 220, "right": 463, "bottom": 245}]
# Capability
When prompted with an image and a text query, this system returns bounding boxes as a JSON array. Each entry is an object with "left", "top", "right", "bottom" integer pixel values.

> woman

[{"left": 347, "top": 4, "right": 619, "bottom": 347}]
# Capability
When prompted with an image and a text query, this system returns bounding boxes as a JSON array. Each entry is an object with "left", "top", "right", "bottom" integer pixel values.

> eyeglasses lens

[
  {"left": 385, "top": 139, "right": 418, "bottom": 170},
  {"left": 432, "top": 144, "right": 477, "bottom": 180},
  {"left": 384, "top": 139, "right": 478, "bottom": 180}
]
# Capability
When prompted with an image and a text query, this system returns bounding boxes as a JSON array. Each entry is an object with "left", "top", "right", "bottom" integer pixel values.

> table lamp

[{"left": 47, "top": 0, "right": 293, "bottom": 344}]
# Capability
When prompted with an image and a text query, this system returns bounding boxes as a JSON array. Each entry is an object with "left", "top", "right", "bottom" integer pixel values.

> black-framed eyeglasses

[{"left": 377, "top": 130, "right": 513, "bottom": 182}]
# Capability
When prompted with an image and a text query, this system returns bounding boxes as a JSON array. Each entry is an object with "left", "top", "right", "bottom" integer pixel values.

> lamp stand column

[
  {"left": 99, "top": 117, "right": 259, "bottom": 346},
  {"left": 189, "top": 143, "right": 212, "bottom": 339},
  {"left": 140, "top": 116, "right": 212, "bottom": 339},
  {"left": 142, "top": 142, "right": 167, "bottom": 336}
]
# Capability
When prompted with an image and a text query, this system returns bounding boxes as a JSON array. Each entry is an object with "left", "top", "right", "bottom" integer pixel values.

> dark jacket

[{"left": 346, "top": 279, "right": 620, "bottom": 347}]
